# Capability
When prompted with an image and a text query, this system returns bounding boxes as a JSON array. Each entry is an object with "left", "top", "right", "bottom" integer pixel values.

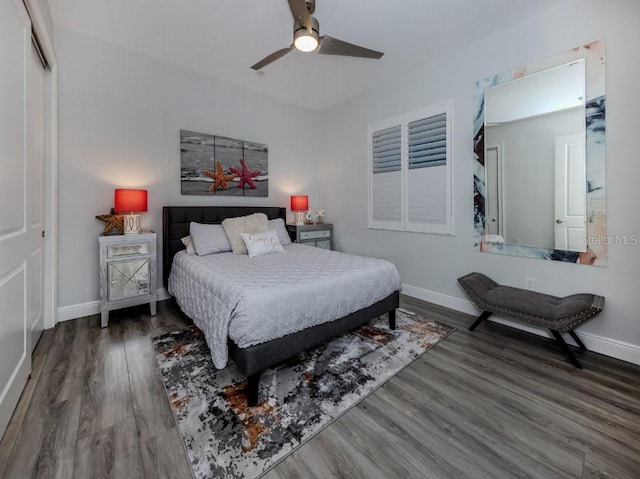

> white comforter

[{"left": 168, "top": 244, "right": 402, "bottom": 369}]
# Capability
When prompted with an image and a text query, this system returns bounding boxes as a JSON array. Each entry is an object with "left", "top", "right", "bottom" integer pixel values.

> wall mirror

[{"left": 473, "top": 40, "right": 606, "bottom": 266}]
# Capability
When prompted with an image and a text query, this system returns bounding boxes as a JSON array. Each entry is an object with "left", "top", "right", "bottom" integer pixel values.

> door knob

[{"left": 556, "top": 219, "right": 564, "bottom": 224}]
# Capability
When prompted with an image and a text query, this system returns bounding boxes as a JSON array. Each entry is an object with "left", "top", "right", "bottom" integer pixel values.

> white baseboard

[
  {"left": 56, "top": 288, "right": 171, "bottom": 323},
  {"left": 56, "top": 300, "right": 100, "bottom": 322},
  {"left": 157, "top": 288, "right": 171, "bottom": 302},
  {"left": 402, "top": 283, "right": 640, "bottom": 366},
  {"left": 56, "top": 284, "right": 640, "bottom": 366}
]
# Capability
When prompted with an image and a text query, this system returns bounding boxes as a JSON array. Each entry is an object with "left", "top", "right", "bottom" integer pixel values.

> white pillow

[
  {"left": 222, "top": 213, "right": 269, "bottom": 254},
  {"left": 240, "top": 230, "right": 285, "bottom": 258},
  {"left": 181, "top": 236, "right": 196, "bottom": 255},
  {"left": 268, "top": 218, "right": 291, "bottom": 246},
  {"left": 189, "top": 222, "right": 232, "bottom": 256}
]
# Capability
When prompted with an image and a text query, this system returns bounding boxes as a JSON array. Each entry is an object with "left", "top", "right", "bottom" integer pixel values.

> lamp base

[
  {"left": 295, "top": 211, "right": 305, "bottom": 226},
  {"left": 123, "top": 214, "right": 141, "bottom": 234}
]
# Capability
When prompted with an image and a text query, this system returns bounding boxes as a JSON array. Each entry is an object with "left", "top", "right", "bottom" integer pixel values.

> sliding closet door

[
  {"left": 0, "top": 0, "right": 33, "bottom": 438},
  {"left": 28, "top": 41, "right": 46, "bottom": 349}
]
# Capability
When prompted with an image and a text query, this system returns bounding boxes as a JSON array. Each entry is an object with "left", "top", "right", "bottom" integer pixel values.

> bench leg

[
  {"left": 550, "top": 330, "right": 583, "bottom": 369},
  {"left": 469, "top": 311, "right": 492, "bottom": 331},
  {"left": 568, "top": 330, "right": 587, "bottom": 350},
  {"left": 246, "top": 373, "right": 261, "bottom": 407}
]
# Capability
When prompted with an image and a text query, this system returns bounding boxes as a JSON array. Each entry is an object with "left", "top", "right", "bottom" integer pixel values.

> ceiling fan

[{"left": 251, "top": 0, "right": 384, "bottom": 71}]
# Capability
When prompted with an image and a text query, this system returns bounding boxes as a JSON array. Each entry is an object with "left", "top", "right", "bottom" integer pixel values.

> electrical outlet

[{"left": 526, "top": 277, "right": 536, "bottom": 291}]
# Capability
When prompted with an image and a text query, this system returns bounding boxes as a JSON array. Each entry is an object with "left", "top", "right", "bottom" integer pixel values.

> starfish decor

[
  {"left": 95, "top": 212, "right": 124, "bottom": 235},
  {"left": 229, "top": 159, "right": 260, "bottom": 190},
  {"left": 203, "top": 161, "right": 237, "bottom": 192}
]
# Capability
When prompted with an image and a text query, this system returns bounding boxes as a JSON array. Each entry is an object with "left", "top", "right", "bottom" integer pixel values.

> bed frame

[{"left": 163, "top": 206, "right": 399, "bottom": 406}]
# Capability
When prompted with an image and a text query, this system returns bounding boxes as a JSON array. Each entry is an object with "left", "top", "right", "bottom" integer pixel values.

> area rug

[{"left": 152, "top": 309, "right": 454, "bottom": 479}]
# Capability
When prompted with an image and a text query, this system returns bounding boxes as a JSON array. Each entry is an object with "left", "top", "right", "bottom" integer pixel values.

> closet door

[
  {"left": 28, "top": 41, "right": 46, "bottom": 349},
  {"left": 0, "top": 0, "right": 32, "bottom": 439}
]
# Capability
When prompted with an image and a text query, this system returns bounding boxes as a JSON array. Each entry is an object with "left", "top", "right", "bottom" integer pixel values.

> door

[
  {"left": 554, "top": 134, "right": 587, "bottom": 252},
  {"left": 485, "top": 144, "right": 503, "bottom": 237},
  {"left": 0, "top": 0, "right": 32, "bottom": 438},
  {"left": 28, "top": 41, "right": 46, "bottom": 349}
]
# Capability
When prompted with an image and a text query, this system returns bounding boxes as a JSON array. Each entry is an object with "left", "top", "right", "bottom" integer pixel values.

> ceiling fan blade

[
  {"left": 318, "top": 35, "right": 384, "bottom": 59},
  {"left": 251, "top": 46, "right": 294, "bottom": 71},
  {"left": 288, "top": 0, "right": 312, "bottom": 31}
]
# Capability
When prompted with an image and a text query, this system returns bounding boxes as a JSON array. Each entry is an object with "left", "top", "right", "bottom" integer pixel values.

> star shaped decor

[
  {"left": 203, "top": 161, "right": 237, "bottom": 192},
  {"left": 229, "top": 159, "right": 260, "bottom": 190},
  {"left": 96, "top": 213, "right": 124, "bottom": 235}
]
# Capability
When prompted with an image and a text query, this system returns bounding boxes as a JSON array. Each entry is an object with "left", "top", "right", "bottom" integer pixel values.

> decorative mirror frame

[{"left": 473, "top": 40, "right": 606, "bottom": 266}]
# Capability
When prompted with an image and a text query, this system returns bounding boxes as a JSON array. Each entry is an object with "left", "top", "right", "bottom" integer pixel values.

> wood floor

[{"left": 1, "top": 296, "right": 639, "bottom": 479}]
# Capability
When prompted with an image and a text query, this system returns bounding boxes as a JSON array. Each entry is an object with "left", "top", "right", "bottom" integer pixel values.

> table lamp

[
  {"left": 291, "top": 195, "right": 308, "bottom": 226},
  {"left": 114, "top": 188, "right": 147, "bottom": 234}
]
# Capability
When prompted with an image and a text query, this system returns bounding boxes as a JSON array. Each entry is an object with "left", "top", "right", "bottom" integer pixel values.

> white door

[
  {"left": 0, "top": 0, "right": 32, "bottom": 438},
  {"left": 29, "top": 42, "right": 46, "bottom": 349},
  {"left": 554, "top": 133, "right": 587, "bottom": 252},
  {"left": 485, "top": 144, "right": 503, "bottom": 237}
]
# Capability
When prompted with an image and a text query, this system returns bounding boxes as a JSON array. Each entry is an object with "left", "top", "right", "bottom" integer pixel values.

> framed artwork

[{"left": 180, "top": 130, "right": 268, "bottom": 196}]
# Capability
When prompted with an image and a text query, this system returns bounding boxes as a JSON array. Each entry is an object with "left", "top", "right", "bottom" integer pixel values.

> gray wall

[
  {"left": 315, "top": 0, "right": 640, "bottom": 359},
  {"left": 35, "top": 0, "right": 54, "bottom": 41},
  {"left": 55, "top": 27, "right": 319, "bottom": 308},
  {"left": 55, "top": 0, "right": 640, "bottom": 362}
]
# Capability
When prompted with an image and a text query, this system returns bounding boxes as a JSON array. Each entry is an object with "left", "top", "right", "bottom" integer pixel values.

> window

[{"left": 368, "top": 100, "right": 453, "bottom": 234}]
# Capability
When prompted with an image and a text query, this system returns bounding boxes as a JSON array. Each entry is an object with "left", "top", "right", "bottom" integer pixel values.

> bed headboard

[{"left": 162, "top": 206, "right": 287, "bottom": 288}]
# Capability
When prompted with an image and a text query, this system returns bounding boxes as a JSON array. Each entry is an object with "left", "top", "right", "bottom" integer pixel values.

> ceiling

[{"left": 48, "top": 0, "right": 564, "bottom": 111}]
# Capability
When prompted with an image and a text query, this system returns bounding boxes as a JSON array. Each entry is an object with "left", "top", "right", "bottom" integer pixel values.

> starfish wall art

[
  {"left": 202, "top": 161, "right": 237, "bottom": 192},
  {"left": 180, "top": 130, "right": 268, "bottom": 197}
]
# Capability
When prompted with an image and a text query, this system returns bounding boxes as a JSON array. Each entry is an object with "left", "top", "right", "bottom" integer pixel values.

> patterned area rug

[{"left": 152, "top": 309, "right": 455, "bottom": 479}]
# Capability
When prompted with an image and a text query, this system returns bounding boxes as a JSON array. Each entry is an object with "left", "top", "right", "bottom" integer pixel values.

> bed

[{"left": 163, "top": 206, "right": 401, "bottom": 406}]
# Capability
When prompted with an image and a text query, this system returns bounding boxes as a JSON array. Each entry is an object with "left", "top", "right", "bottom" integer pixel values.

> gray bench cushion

[{"left": 458, "top": 272, "right": 604, "bottom": 332}]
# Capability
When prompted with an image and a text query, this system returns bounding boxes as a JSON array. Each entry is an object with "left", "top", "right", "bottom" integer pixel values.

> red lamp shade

[
  {"left": 114, "top": 189, "right": 148, "bottom": 213},
  {"left": 290, "top": 195, "right": 309, "bottom": 211}
]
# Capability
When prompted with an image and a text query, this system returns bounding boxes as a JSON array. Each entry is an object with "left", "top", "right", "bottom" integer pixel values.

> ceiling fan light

[{"left": 294, "top": 29, "right": 319, "bottom": 52}]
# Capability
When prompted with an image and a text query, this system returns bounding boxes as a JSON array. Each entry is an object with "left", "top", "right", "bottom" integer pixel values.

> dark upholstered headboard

[{"left": 162, "top": 206, "right": 286, "bottom": 288}]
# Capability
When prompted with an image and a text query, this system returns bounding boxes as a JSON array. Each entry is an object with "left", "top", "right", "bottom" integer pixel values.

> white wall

[
  {"left": 315, "top": 0, "right": 640, "bottom": 362},
  {"left": 55, "top": 27, "right": 319, "bottom": 311}
]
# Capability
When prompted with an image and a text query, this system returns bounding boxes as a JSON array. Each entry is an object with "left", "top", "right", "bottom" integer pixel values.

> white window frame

[{"left": 368, "top": 100, "right": 454, "bottom": 235}]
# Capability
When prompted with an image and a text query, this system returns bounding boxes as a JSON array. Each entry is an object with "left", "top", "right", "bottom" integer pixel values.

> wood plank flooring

[{"left": 1, "top": 296, "right": 639, "bottom": 478}]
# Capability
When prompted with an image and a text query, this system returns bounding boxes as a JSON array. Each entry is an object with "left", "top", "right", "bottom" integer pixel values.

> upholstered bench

[{"left": 457, "top": 272, "right": 605, "bottom": 368}]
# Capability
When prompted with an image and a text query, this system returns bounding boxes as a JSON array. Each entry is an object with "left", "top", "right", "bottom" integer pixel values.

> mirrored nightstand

[
  {"left": 98, "top": 231, "right": 157, "bottom": 327},
  {"left": 286, "top": 223, "right": 333, "bottom": 250}
]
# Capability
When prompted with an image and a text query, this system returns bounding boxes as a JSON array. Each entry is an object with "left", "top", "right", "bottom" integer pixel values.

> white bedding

[{"left": 168, "top": 243, "right": 402, "bottom": 369}]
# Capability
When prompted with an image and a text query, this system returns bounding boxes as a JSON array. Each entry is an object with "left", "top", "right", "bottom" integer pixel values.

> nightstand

[
  {"left": 98, "top": 231, "right": 157, "bottom": 328},
  {"left": 286, "top": 223, "right": 333, "bottom": 249}
]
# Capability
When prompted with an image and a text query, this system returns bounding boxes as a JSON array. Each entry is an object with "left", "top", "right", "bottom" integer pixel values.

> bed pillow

[
  {"left": 268, "top": 218, "right": 291, "bottom": 246},
  {"left": 189, "top": 222, "right": 232, "bottom": 256},
  {"left": 222, "top": 213, "right": 269, "bottom": 254},
  {"left": 240, "top": 230, "right": 285, "bottom": 258},
  {"left": 180, "top": 235, "right": 196, "bottom": 255}
]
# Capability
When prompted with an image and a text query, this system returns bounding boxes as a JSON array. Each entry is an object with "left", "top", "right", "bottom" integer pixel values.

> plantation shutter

[
  {"left": 368, "top": 100, "right": 453, "bottom": 235},
  {"left": 405, "top": 104, "right": 452, "bottom": 234},
  {"left": 368, "top": 119, "right": 403, "bottom": 230}
]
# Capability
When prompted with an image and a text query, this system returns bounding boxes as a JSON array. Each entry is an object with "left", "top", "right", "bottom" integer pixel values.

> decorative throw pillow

[
  {"left": 221, "top": 213, "right": 269, "bottom": 254},
  {"left": 189, "top": 222, "right": 232, "bottom": 256},
  {"left": 240, "top": 230, "right": 285, "bottom": 258},
  {"left": 268, "top": 218, "right": 291, "bottom": 246},
  {"left": 180, "top": 235, "right": 196, "bottom": 255}
]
